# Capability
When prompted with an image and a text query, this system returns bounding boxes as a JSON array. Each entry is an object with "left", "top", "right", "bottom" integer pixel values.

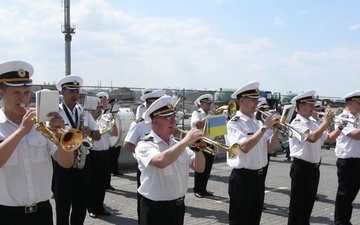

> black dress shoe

[
  {"left": 202, "top": 191, "right": 214, "bottom": 196},
  {"left": 194, "top": 192, "right": 203, "bottom": 198},
  {"left": 89, "top": 212, "right": 98, "bottom": 218},
  {"left": 107, "top": 185, "right": 116, "bottom": 191},
  {"left": 98, "top": 209, "right": 111, "bottom": 216}
]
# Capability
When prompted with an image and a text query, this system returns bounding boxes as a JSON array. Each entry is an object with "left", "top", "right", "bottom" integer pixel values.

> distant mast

[{"left": 61, "top": 0, "right": 75, "bottom": 76}]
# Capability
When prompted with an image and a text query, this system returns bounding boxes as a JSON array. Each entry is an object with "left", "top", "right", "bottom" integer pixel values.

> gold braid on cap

[
  {"left": 153, "top": 103, "right": 174, "bottom": 117},
  {"left": 299, "top": 96, "right": 315, "bottom": 103},
  {"left": 241, "top": 88, "right": 260, "bottom": 97},
  {"left": 0, "top": 78, "right": 33, "bottom": 83},
  {"left": 349, "top": 97, "right": 360, "bottom": 101}
]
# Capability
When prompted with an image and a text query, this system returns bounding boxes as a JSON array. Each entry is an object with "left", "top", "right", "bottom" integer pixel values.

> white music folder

[
  {"left": 83, "top": 96, "right": 100, "bottom": 110},
  {"left": 36, "top": 90, "right": 59, "bottom": 122}
]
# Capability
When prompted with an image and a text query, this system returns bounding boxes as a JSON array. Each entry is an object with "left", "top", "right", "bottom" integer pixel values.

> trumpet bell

[
  {"left": 60, "top": 129, "right": 83, "bottom": 151},
  {"left": 35, "top": 122, "right": 83, "bottom": 152}
]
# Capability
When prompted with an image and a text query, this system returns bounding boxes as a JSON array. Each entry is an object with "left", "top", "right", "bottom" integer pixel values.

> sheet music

[
  {"left": 83, "top": 96, "right": 99, "bottom": 110},
  {"left": 281, "top": 104, "right": 295, "bottom": 124},
  {"left": 110, "top": 103, "right": 121, "bottom": 113},
  {"left": 36, "top": 90, "right": 59, "bottom": 122}
]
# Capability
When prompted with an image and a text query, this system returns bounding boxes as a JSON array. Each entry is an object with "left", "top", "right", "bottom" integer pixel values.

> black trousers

[
  {"left": 109, "top": 146, "right": 121, "bottom": 174},
  {"left": 137, "top": 167, "right": 142, "bottom": 224},
  {"left": 228, "top": 167, "right": 266, "bottom": 225},
  {"left": 335, "top": 158, "right": 360, "bottom": 225},
  {"left": 53, "top": 157, "right": 89, "bottom": 225},
  {"left": 193, "top": 150, "right": 214, "bottom": 193},
  {"left": 288, "top": 158, "right": 320, "bottom": 225},
  {"left": 88, "top": 150, "right": 110, "bottom": 213},
  {"left": 0, "top": 200, "right": 53, "bottom": 225},
  {"left": 140, "top": 196, "right": 186, "bottom": 225}
]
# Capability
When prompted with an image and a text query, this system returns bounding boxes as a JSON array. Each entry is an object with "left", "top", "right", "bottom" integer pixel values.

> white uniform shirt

[
  {"left": 91, "top": 133, "right": 111, "bottom": 150},
  {"left": 335, "top": 110, "right": 360, "bottom": 158},
  {"left": 59, "top": 104, "right": 98, "bottom": 133},
  {"left": 191, "top": 108, "right": 207, "bottom": 129},
  {"left": 135, "top": 103, "right": 146, "bottom": 120},
  {"left": 0, "top": 109, "right": 58, "bottom": 206},
  {"left": 124, "top": 118, "right": 152, "bottom": 145},
  {"left": 225, "top": 111, "right": 271, "bottom": 169},
  {"left": 289, "top": 114, "right": 328, "bottom": 163},
  {"left": 190, "top": 108, "right": 215, "bottom": 140},
  {"left": 135, "top": 130, "right": 195, "bottom": 201}
]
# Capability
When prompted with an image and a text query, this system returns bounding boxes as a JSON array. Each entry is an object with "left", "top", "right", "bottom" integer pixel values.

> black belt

[
  {"left": 293, "top": 158, "right": 320, "bottom": 169},
  {"left": 0, "top": 200, "right": 49, "bottom": 214},
  {"left": 142, "top": 196, "right": 185, "bottom": 206},
  {"left": 234, "top": 167, "right": 264, "bottom": 176}
]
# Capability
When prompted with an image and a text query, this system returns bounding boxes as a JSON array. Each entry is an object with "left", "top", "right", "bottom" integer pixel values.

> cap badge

[
  {"left": 18, "top": 69, "right": 26, "bottom": 77},
  {"left": 167, "top": 103, "right": 173, "bottom": 108},
  {"left": 73, "top": 80, "right": 78, "bottom": 85}
]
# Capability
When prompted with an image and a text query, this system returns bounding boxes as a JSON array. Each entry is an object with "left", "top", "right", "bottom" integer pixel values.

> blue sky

[{"left": 1, "top": 0, "right": 359, "bottom": 98}]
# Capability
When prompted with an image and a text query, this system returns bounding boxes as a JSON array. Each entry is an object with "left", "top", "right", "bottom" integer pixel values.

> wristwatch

[{"left": 260, "top": 126, "right": 268, "bottom": 133}]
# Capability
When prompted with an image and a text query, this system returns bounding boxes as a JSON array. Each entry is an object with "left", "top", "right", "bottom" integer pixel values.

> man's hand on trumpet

[
  {"left": 48, "top": 112, "right": 65, "bottom": 129},
  {"left": 182, "top": 129, "right": 204, "bottom": 147},
  {"left": 321, "top": 109, "right": 335, "bottom": 125},
  {"left": 263, "top": 114, "right": 281, "bottom": 130},
  {"left": 20, "top": 106, "right": 36, "bottom": 134}
]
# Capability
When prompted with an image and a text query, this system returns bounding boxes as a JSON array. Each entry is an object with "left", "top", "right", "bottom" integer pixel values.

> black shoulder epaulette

[
  {"left": 231, "top": 116, "right": 240, "bottom": 121},
  {"left": 143, "top": 136, "right": 154, "bottom": 142},
  {"left": 140, "top": 104, "right": 145, "bottom": 108},
  {"left": 294, "top": 118, "right": 300, "bottom": 122},
  {"left": 197, "top": 110, "right": 201, "bottom": 112},
  {"left": 135, "top": 118, "right": 144, "bottom": 123}
]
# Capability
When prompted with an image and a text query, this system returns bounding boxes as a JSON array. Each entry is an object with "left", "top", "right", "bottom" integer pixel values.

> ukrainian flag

[{"left": 205, "top": 115, "right": 227, "bottom": 137}]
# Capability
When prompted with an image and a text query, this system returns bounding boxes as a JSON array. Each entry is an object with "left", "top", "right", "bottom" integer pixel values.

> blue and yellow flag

[{"left": 204, "top": 115, "right": 227, "bottom": 136}]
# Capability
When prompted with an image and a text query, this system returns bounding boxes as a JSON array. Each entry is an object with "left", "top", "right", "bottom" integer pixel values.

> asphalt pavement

[{"left": 51, "top": 148, "right": 360, "bottom": 225}]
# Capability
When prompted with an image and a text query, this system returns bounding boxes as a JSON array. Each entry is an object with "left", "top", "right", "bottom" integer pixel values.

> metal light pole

[{"left": 61, "top": 0, "right": 76, "bottom": 75}]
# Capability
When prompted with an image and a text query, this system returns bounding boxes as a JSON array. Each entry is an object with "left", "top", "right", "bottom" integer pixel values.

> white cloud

[
  {"left": 349, "top": 24, "right": 360, "bottom": 32},
  {"left": 0, "top": 1, "right": 358, "bottom": 98},
  {"left": 274, "top": 16, "right": 285, "bottom": 27}
]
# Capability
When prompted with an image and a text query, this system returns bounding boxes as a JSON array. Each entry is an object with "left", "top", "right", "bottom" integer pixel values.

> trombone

[
  {"left": 21, "top": 103, "right": 83, "bottom": 152},
  {"left": 256, "top": 108, "right": 310, "bottom": 141},
  {"left": 177, "top": 128, "right": 239, "bottom": 159}
]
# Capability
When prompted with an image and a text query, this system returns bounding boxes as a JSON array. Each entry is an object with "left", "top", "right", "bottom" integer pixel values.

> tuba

[{"left": 20, "top": 103, "right": 83, "bottom": 151}]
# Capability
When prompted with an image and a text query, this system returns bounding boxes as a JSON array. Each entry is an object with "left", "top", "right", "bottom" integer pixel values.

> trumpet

[
  {"left": 317, "top": 109, "right": 360, "bottom": 128},
  {"left": 256, "top": 108, "right": 310, "bottom": 141},
  {"left": 177, "top": 128, "right": 239, "bottom": 159},
  {"left": 20, "top": 103, "right": 83, "bottom": 152}
]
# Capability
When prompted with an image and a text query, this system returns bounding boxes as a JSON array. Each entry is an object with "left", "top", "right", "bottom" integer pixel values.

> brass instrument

[
  {"left": 256, "top": 108, "right": 310, "bottom": 141},
  {"left": 20, "top": 103, "right": 83, "bottom": 152},
  {"left": 227, "top": 100, "right": 238, "bottom": 119},
  {"left": 97, "top": 113, "right": 115, "bottom": 134},
  {"left": 317, "top": 109, "right": 359, "bottom": 128},
  {"left": 202, "top": 100, "right": 238, "bottom": 121},
  {"left": 86, "top": 113, "right": 115, "bottom": 143},
  {"left": 177, "top": 128, "right": 239, "bottom": 159}
]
